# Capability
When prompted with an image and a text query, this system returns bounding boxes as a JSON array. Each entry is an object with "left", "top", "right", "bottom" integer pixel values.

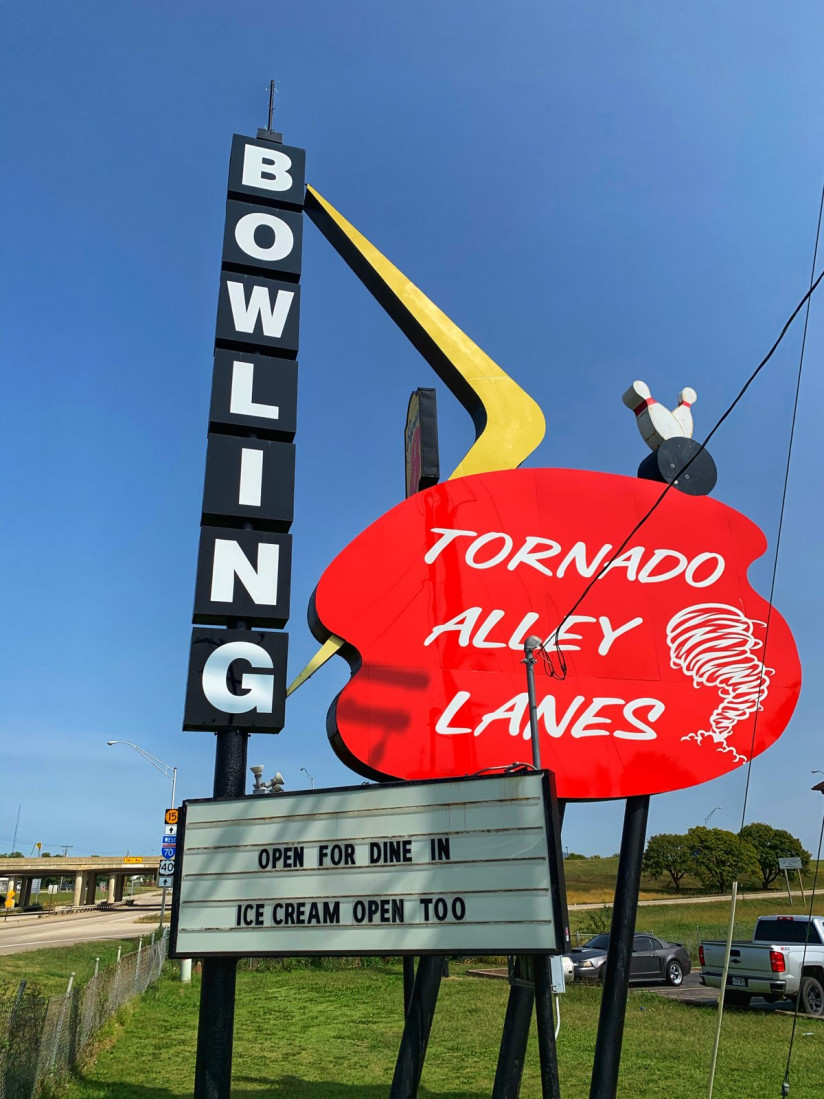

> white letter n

[{"left": 210, "top": 539, "right": 280, "bottom": 605}]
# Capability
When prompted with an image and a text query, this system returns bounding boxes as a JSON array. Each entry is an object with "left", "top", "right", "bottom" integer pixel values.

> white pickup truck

[{"left": 700, "top": 914, "right": 824, "bottom": 1015}]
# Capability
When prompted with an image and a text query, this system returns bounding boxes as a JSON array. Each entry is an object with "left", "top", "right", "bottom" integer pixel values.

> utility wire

[
  {"left": 538, "top": 262, "right": 824, "bottom": 679},
  {"left": 699, "top": 176, "right": 822, "bottom": 1099},
  {"left": 735, "top": 177, "right": 824, "bottom": 843}
]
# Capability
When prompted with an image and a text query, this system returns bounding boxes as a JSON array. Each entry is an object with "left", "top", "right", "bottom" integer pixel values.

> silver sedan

[{"left": 568, "top": 932, "right": 691, "bottom": 986}]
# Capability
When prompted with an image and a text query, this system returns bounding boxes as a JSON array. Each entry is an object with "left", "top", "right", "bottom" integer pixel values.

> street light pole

[
  {"left": 106, "top": 740, "right": 178, "bottom": 930},
  {"left": 300, "top": 767, "right": 315, "bottom": 789}
]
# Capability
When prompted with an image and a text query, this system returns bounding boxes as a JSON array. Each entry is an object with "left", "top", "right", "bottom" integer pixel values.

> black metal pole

[
  {"left": 525, "top": 639, "right": 562, "bottom": 1099},
  {"left": 493, "top": 798, "right": 564, "bottom": 1099},
  {"left": 493, "top": 958, "right": 534, "bottom": 1099},
  {"left": 194, "top": 729, "right": 248, "bottom": 1099},
  {"left": 403, "top": 956, "right": 416, "bottom": 1015},
  {"left": 533, "top": 957, "right": 562, "bottom": 1099},
  {"left": 589, "top": 794, "right": 650, "bottom": 1099},
  {"left": 389, "top": 954, "right": 445, "bottom": 1099}
]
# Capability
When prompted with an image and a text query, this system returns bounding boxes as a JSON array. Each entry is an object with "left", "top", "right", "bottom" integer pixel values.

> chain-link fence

[{"left": 0, "top": 929, "right": 168, "bottom": 1099}]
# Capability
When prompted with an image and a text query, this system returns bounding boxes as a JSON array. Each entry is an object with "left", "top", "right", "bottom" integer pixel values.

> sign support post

[
  {"left": 389, "top": 955, "right": 445, "bottom": 1099},
  {"left": 778, "top": 857, "right": 805, "bottom": 905},
  {"left": 183, "top": 115, "right": 305, "bottom": 1098},
  {"left": 493, "top": 956, "right": 535, "bottom": 1098},
  {"left": 588, "top": 794, "right": 650, "bottom": 1099},
  {"left": 491, "top": 637, "right": 565, "bottom": 1099},
  {"left": 194, "top": 729, "right": 248, "bottom": 1099},
  {"left": 402, "top": 958, "right": 416, "bottom": 1015},
  {"left": 524, "top": 637, "right": 562, "bottom": 1099},
  {"left": 783, "top": 867, "right": 793, "bottom": 906}
]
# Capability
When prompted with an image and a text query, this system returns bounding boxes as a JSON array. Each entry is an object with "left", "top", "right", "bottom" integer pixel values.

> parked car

[
  {"left": 568, "top": 933, "right": 691, "bottom": 986},
  {"left": 700, "top": 914, "right": 824, "bottom": 1014}
]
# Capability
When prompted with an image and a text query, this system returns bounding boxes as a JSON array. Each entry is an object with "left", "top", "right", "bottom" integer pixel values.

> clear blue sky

[{"left": 2, "top": 2, "right": 823, "bottom": 859}]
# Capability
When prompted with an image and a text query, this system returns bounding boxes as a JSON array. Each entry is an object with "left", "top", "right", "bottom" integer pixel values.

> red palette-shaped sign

[{"left": 313, "top": 468, "right": 801, "bottom": 799}]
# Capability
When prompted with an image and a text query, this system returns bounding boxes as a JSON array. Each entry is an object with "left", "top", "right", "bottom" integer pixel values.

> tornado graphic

[{"left": 666, "top": 603, "right": 773, "bottom": 763}]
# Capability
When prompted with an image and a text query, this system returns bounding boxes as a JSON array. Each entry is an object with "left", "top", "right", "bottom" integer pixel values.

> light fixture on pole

[
  {"left": 107, "top": 741, "right": 177, "bottom": 808},
  {"left": 704, "top": 806, "right": 722, "bottom": 826},
  {"left": 300, "top": 767, "right": 315, "bottom": 789},
  {"left": 106, "top": 740, "right": 178, "bottom": 930}
]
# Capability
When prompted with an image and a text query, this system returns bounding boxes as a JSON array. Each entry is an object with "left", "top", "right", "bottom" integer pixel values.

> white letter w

[{"left": 226, "top": 281, "right": 294, "bottom": 338}]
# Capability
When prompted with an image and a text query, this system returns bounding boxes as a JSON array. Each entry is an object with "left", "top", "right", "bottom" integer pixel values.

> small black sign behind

[{"left": 404, "top": 387, "right": 439, "bottom": 498}]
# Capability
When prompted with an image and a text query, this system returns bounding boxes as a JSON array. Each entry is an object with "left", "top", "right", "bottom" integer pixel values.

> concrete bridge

[{"left": 0, "top": 856, "right": 161, "bottom": 907}]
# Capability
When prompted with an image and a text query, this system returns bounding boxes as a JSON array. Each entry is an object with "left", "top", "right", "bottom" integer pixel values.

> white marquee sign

[{"left": 170, "top": 772, "right": 566, "bottom": 957}]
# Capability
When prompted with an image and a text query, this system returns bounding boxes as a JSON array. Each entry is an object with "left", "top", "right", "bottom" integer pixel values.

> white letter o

[{"left": 234, "top": 212, "right": 294, "bottom": 263}]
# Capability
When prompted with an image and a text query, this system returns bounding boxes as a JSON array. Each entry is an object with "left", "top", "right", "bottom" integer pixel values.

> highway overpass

[{"left": 0, "top": 856, "right": 161, "bottom": 907}]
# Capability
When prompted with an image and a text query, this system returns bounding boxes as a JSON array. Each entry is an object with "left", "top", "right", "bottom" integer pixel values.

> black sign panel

[
  {"left": 209, "top": 350, "right": 298, "bottom": 441},
  {"left": 183, "top": 627, "right": 289, "bottom": 732},
  {"left": 227, "top": 136, "right": 306, "bottom": 210},
  {"left": 184, "top": 133, "right": 305, "bottom": 738},
  {"left": 193, "top": 528, "right": 292, "bottom": 628},
  {"left": 222, "top": 201, "right": 303, "bottom": 279},
  {"left": 201, "top": 434, "right": 295, "bottom": 531},
  {"left": 404, "top": 387, "right": 440, "bottom": 497},
  {"left": 216, "top": 273, "right": 300, "bottom": 355}
]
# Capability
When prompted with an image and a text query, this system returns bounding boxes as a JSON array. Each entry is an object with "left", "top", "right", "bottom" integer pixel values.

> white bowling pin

[
  {"left": 622, "top": 380, "right": 682, "bottom": 450},
  {"left": 671, "top": 387, "right": 697, "bottom": 438}
]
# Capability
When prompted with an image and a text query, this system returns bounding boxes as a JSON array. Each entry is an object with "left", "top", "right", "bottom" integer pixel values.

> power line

[
  {"left": 735, "top": 177, "right": 824, "bottom": 841},
  {"left": 538, "top": 262, "right": 824, "bottom": 679},
  {"left": 703, "top": 176, "right": 824, "bottom": 1099}
]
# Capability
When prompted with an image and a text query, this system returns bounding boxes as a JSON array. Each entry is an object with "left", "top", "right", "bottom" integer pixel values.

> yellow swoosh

[
  {"left": 305, "top": 186, "right": 545, "bottom": 479},
  {"left": 289, "top": 187, "right": 546, "bottom": 696}
]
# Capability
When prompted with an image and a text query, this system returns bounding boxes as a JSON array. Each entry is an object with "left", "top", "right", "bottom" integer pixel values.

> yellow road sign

[
  {"left": 165, "top": 809, "right": 179, "bottom": 825},
  {"left": 123, "top": 856, "right": 144, "bottom": 864}
]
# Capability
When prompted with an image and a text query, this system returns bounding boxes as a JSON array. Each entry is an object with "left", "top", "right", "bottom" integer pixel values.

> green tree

[
  {"left": 642, "top": 832, "right": 693, "bottom": 892},
  {"left": 739, "top": 822, "right": 811, "bottom": 889},
  {"left": 686, "top": 826, "right": 759, "bottom": 893}
]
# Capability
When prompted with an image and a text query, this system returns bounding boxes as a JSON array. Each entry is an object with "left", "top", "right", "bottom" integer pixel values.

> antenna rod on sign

[{"left": 258, "top": 79, "right": 283, "bottom": 144}]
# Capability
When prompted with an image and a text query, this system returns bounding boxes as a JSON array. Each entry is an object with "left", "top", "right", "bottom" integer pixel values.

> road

[
  {"left": 0, "top": 888, "right": 808, "bottom": 957},
  {"left": 569, "top": 889, "right": 807, "bottom": 911},
  {"left": 0, "top": 896, "right": 165, "bottom": 955}
]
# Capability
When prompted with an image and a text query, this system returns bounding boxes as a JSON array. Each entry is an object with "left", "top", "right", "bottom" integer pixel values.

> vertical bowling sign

[{"left": 183, "top": 135, "right": 305, "bottom": 733}]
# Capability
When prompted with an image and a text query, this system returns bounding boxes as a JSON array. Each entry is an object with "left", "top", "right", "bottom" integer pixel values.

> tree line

[{"left": 642, "top": 823, "right": 811, "bottom": 893}]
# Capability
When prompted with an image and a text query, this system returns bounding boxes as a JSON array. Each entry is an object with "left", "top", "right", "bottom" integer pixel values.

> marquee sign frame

[{"left": 170, "top": 771, "right": 568, "bottom": 959}]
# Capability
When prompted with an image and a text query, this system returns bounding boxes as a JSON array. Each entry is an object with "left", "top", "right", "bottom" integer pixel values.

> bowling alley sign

[
  {"left": 180, "top": 141, "right": 801, "bottom": 801},
  {"left": 183, "top": 134, "right": 304, "bottom": 733},
  {"left": 312, "top": 468, "right": 800, "bottom": 799},
  {"left": 300, "top": 191, "right": 801, "bottom": 802}
]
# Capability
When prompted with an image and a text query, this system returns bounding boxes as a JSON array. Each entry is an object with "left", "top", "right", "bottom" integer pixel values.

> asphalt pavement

[{"left": 0, "top": 896, "right": 164, "bottom": 955}]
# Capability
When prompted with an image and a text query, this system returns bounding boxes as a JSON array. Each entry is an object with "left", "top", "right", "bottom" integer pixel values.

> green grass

[
  {"left": 0, "top": 938, "right": 148, "bottom": 997},
  {"left": 59, "top": 963, "right": 822, "bottom": 1098},
  {"left": 562, "top": 855, "right": 820, "bottom": 905},
  {"left": 563, "top": 855, "right": 674, "bottom": 902}
]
